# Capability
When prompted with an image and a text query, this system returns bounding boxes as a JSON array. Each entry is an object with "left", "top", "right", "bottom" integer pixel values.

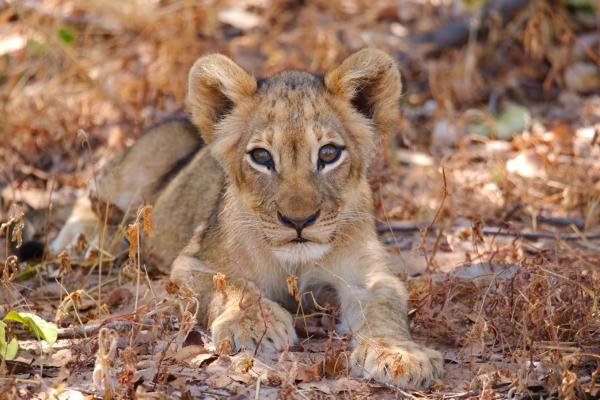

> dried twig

[
  {"left": 420, "top": 168, "right": 448, "bottom": 271},
  {"left": 378, "top": 222, "right": 600, "bottom": 241},
  {"left": 407, "top": 0, "right": 529, "bottom": 55},
  {"left": 57, "top": 317, "right": 173, "bottom": 339},
  {"left": 535, "top": 215, "right": 585, "bottom": 230}
]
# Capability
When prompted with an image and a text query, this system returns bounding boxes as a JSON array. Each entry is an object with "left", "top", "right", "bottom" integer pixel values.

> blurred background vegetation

[
  {"left": 1, "top": 0, "right": 599, "bottom": 225},
  {"left": 1, "top": 1, "right": 599, "bottom": 398}
]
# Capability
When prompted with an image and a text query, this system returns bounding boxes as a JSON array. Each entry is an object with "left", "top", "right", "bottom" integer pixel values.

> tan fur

[
  {"left": 95, "top": 119, "right": 204, "bottom": 214},
  {"left": 52, "top": 49, "right": 443, "bottom": 389}
]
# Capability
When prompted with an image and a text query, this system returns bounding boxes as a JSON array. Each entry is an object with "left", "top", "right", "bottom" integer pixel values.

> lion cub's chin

[{"left": 272, "top": 242, "right": 330, "bottom": 264}]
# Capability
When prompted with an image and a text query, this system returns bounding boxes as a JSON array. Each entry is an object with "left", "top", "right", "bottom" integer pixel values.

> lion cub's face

[
  {"left": 187, "top": 50, "right": 401, "bottom": 263},
  {"left": 237, "top": 73, "right": 359, "bottom": 262}
]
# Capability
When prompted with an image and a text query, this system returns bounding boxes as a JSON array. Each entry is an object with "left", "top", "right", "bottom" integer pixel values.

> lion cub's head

[{"left": 187, "top": 49, "right": 401, "bottom": 263}]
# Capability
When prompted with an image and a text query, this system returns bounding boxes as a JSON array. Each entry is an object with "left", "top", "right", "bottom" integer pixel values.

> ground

[{"left": 1, "top": 0, "right": 599, "bottom": 399}]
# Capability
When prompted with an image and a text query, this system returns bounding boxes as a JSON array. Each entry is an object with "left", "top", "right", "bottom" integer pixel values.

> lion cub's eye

[
  {"left": 249, "top": 148, "right": 274, "bottom": 169},
  {"left": 318, "top": 144, "right": 343, "bottom": 169}
]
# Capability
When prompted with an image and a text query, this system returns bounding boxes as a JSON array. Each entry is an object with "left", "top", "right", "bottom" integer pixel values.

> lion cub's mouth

[{"left": 290, "top": 237, "right": 309, "bottom": 244}]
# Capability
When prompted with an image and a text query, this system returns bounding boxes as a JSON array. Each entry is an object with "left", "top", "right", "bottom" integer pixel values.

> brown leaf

[
  {"left": 189, "top": 353, "right": 218, "bottom": 368},
  {"left": 213, "top": 273, "right": 226, "bottom": 293},
  {"left": 172, "top": 345, "right": 209, "bottom": 363},
  {"left": 127, "top": 223, "right": 139, "bottom": 258},
  {"left": 286, "top": 275, "right": 300, "bottom": 302},
  {"left": 295, "top": 361, "right": 322, "bottom": 383}
]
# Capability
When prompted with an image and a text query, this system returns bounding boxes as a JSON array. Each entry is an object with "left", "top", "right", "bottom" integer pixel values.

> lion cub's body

[
  {"left": 52, "top": 50, "right": 443, "bottom": 389},
  {"left": 50, "top": 119, "right": 223, "bottom": 268}
]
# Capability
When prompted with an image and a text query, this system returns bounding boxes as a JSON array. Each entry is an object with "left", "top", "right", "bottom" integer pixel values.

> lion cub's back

[{"left": 96, "top": 118, "right": 205, "bottom": 211}]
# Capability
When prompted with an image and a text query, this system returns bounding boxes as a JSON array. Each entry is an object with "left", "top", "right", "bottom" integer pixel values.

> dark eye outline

[
  {"left": 318, "top": 144, "right": 344, "bottom": 170},
  {"left": 248, "top": 148, "right": 274, "bottom": 170}
]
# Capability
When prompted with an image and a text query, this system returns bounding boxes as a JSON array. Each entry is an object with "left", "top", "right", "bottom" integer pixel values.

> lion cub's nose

[{"left": 277, "top": 210, "right": 320, "bottom": 234}]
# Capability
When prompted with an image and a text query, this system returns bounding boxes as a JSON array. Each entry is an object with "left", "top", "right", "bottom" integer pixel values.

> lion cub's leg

[
  {"left": 332, "top": 260, "right": 443, "bottom": 389},
  {"left": 171, "top": 255, "right": 297, "bottom": 353},
  {"left": 49, "top": 195, "right": 125, "bottom": 259},
  {"left": 49, "top": 195, "right": 99, "bottom": 254}
]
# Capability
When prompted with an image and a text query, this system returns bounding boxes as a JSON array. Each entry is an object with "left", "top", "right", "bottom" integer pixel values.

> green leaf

[
  {"left": 467, "top": 121, "right": 493, "bottom": 137},
  {"left": 461, "top": 0, "right": 487, "bottom": 11},
  {"left": 564, "top": 0, "right": 596, "bottom": 9},
  {"left": 58, "top": 26, "right": 75, "bottom": 44},
  {"left": 0, "top": 321, "right": 18, "bottom": 360},
  {"left": 495, "top": 103, "right": 531, "bottom": 140},
  {"left": 3, "top": 311, "right": 57, "bottom": 345},
  {"left": 16, "top": 264, "right": 42, "bottom": 281},
  {"left": 26, "top": 39, "right": 48, "bottom": 56}
]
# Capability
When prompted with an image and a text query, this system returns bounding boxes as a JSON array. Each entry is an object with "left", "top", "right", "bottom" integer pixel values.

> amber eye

[
  {"left": 318, "top": 144, "right": 343, "bottom": 169},
  {"left": 249, "top": 148, "right": 274, "bottom": 169}
]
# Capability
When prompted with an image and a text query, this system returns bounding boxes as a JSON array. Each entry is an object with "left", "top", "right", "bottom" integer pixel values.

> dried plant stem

[
  {"left": 41, "top": 180, "right": 55, "bottom": 272},
  {"left": 421, "top": 168, "right": 448, "bottom": 271},
  {"left": 379, "top": 222, "right": 600, "bottom": 241},
  {"left": 142, "top": 263, "right": 157, "bottom": 301},
  {"left": 134, "top": 222, "right": 141, "bottom": 310},
  {"left": 97, "top": 202, "right": 110, "bottom": 307},
  {"left": 294, "top": 297, "right": 311, "bottom": 341},
  {"left": 56, "top": 280, "right": 88, "bottom": 339},
  {"left": 426, "top": 228, "right": 444, "bottom": 272},
  {"left": 252, "top": 298, "right": 270, "bottom": 359},
  {"left": 254, "top": 376, "right": 261, "bottom": 400}
]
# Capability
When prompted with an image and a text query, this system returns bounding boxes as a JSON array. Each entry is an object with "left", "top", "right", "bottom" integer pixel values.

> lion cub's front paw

[
  {"left": 350, "top": 338, "right": 443, "bottom": 389},
  {"left": 211, "top": 297, "right": 297, "bottom": 353}
]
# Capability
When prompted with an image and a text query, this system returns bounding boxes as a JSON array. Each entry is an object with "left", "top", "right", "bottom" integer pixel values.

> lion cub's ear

[
  {"left": 187, "top": 54, "right": 257, "bottom": 143},
  {"left": 324, "top": 48, "right": 401, "bottom": 136}
]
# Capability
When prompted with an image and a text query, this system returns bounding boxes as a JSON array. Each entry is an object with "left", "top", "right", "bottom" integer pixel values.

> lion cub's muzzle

[{"left": 277, "top": 210, "right": 320, "bottom": 242}]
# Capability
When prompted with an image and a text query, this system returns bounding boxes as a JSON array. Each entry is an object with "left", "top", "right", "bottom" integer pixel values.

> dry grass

[{"left": 1, "top": 0, "right": 599, "bottom": 398}]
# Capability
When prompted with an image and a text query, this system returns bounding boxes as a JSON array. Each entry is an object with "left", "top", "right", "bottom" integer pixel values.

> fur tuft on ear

[
  {"left": 187, "top": 54, "right": 257, "bottom": 143},
  {"left": 324, "top": 48, "right": 401, "bottom": 137}
]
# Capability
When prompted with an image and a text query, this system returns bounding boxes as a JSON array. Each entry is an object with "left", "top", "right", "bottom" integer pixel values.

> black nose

[{"left": 278, "top": 210, "right": 320, "bottom": 234}]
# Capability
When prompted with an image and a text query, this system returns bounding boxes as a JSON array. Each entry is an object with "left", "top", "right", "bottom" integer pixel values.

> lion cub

[{"left": 52, "top": 49, "right": 443, "bottom": 388}]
